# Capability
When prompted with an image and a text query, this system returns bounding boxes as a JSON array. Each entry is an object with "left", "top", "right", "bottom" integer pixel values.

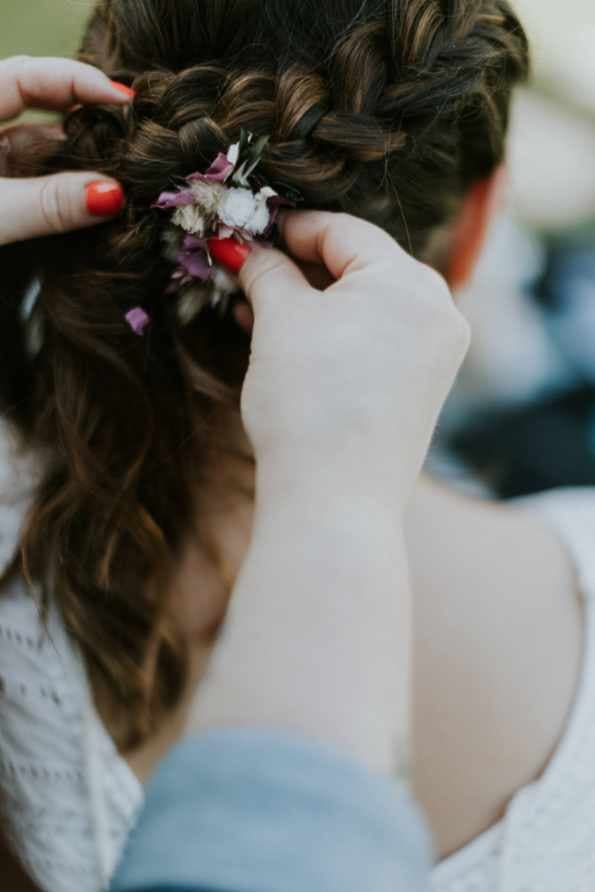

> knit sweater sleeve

[{"left": 111, "top": 729, "right": 434, "bottom": 892}]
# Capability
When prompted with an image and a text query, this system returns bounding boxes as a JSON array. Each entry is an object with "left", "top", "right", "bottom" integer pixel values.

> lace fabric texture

[
  {"left": 0, "top": 420, "right": 143, "bottom": 892},
  {"left": 432, "top": 487, "right": 595, "bottom": 892},
  {"left": 0, "top": 413, "right": 594, "bottom": 891},
  {"left": 0, "top": 576, "right": 144, "bottom": 891}
]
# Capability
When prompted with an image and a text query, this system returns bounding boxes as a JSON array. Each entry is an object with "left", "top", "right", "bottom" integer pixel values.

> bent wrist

[{"left": 254, "top": 440, "right": 408, "bottom": 517}]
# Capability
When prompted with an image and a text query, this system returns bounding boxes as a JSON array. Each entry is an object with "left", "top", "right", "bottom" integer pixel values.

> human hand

[
  {"left": 0, "top": 55, "right": 134, "bottom": 246},
  {"left": 236, "top": 211, "right": 471, "bottom": 507}
]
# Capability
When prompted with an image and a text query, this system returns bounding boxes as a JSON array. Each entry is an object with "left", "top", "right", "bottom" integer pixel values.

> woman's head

[
  {"left": 0, "top": 0, "right": 529, "bottom": 746},
  {"left": 81, "top": 0, "right": 527, "bottom": 256}
]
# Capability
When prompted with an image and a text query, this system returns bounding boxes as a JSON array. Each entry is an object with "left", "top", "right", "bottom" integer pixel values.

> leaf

[{"left": 238, "top": 128, "right": 251, "bottom": 159}]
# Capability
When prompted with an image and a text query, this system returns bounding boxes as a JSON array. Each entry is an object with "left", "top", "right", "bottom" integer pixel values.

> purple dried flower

[
  {"left": 125, "top": 307, "right": 151, "bottom": 336},
  {"left": 182, "top": 234, "right": 208, "bottom": 252},
  {"left": 187, "top": 153, "right": 235, "bottom": 184},
  {"left": 152, "top": 188, "right": 196, "bottom": 209},
  {"left": 176, "top": 247, "right": 212, "bottom": 281},
  {"left": 154, "top": 134, "right": 294, "bottom": 311}
]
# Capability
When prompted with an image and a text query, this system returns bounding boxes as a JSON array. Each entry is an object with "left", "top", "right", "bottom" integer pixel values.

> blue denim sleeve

[{"left": 110, "top": 729, "right": 434, "bottom": 892}]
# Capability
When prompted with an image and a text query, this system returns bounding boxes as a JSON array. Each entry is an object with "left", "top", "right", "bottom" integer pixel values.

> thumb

[
  {"left": 0, "top": 172, "right": 124, "bottom": 246},
  {"left": 237, "top": 242, "right": 312, "bottom": 315}
]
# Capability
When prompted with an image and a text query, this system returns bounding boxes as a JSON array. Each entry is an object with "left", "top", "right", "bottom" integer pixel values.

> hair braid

[{"left": 0, "top": 0, "right": 529, "bottom": 747}]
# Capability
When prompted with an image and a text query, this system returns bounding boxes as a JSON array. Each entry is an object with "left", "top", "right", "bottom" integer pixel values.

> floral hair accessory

[
  {"left": 131, "top": 129, "right": 296, "bottom": 332},
  {"left": 125, "top": 307, "right": 151, "bottom": 336}
]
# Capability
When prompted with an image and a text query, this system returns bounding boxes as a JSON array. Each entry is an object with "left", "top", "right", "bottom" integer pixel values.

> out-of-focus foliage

[{"left": 0, "top": 0, "right": 93, "bottom": 60}]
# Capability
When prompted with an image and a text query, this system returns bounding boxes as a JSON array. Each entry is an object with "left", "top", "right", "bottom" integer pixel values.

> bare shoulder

[{"left": 406, "top": 476, "right": 584, "bottom": 859}]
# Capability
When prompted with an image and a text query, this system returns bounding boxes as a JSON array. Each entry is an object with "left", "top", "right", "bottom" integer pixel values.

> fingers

[
  {"left": 0, "top": 56, "right": 131, "bottom": 244},
  {"left": 231, "top": 255, "right": 334, "bottom": 334},
  {"left": 232, "top": 209, "right": 406, "bottom": 314},
  {"left": 234, "top": 208, "right": 392, "bottom": 306},
  {"left": 0, "top": 56, "right": 133, "bottom": 121},
  {"left": 278, "top": 210, "right": 408, "bottom": 280},
  {"left": 237, "top": 243, "right": 312, "bottom": 311},
  {"left": 0, "top": 173, "right": 124, "bottom": 245}
]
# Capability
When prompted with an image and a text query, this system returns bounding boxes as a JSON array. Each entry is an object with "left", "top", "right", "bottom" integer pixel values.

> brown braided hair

[{"left": 0, "top": 0, "right": 529, "bottom": 748}]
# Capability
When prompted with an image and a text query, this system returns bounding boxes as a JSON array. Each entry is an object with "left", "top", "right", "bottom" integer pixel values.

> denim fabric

[{"left": 111, "top": 729, "right": 433, "bottom": 892}]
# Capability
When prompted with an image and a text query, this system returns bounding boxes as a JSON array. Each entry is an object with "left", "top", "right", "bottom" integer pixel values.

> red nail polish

[
  {"left": 110, "top": 80, "right": 136, "bottom": 98},
  {"left": 208, "top": 238, "right": 251, "bottom": 275},
  {"left": 86, "top": 181, "right": 125, "bottom": 217}
]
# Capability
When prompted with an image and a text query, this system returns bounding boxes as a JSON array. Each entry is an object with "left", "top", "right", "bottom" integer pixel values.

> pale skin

[
  {"left": 0, "top": 52, "right": 582, "bottom": 876},
  {"left": 139, "top": 416, "right": 582, "bottom": 862},
  {"left": 129, "top": 173, "right": 583, "bottom": 862},
  {"left": 0, "top": 55, "right": 132, "bottom": 244}
]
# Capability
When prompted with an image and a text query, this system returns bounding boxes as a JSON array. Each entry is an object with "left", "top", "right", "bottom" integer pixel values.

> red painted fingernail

[
  {"left": 110, "top": 80, "right": 136, "bottom": 98},
  {"left": 86, "top": 181, "right": 125, "bottom": 217},
  {"left": 208, "top": 238, "right": 252, "bottom": 275}
]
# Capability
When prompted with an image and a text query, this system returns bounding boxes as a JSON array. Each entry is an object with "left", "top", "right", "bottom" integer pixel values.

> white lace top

[
  {"left": 0, "top": 423, "right": 143, "bottom": 891},
  {"left": 0, "top": 415, "right": 594, "bottom": 891}
]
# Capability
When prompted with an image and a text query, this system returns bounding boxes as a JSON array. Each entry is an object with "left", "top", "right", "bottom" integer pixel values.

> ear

[{"left": 447, "top": 164, "right": 508, "bottom": 292}]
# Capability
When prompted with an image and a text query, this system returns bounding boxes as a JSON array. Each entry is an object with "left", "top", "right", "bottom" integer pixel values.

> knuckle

[
  {"left": 419, "top": 293, "right": 471, "bottom": 357},
  {"left": 39, "top": 176, "right": 71, "bottom": 235},
  {"left": 420, "top": 281, "right": 459, "bottom": 325},
  {"left": 432, "top": 269, "right": 450, "bottom": 296},
  {"left": 334, "top": 211, "right": 380, "bottom": 243},
  {"left": 439, "top": 308, "right": 471, "bottom": 359},
  {"left": 337, "top": 211, "right": 383, "bottom": 240},
  {"left": 454, "top": 313, "right": 472, "bottom": 352},
  {"left": 316, "top": 209, "right": 343, "bottom": 227},
  {"left": 421, "top": 263, "right": 451, "bottom": 300},
  {"left": 242, "top": 254, "right": 289, "bottom": 303}
]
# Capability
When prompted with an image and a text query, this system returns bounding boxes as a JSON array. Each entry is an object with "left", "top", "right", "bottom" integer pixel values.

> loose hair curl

[{"left": 0, "top": 0, "right": 529, "bottom": 748}]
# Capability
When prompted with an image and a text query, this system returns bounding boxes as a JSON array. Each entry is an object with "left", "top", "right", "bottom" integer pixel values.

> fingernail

[
  {"left": 208, "top": 237, "right": 252, "bottom": 275},
  {"left": 86, "top": 180, "right": 125, "bottom": 217},
  {"left": 109, "top": 80, "right": 136, "bottom": 99}
]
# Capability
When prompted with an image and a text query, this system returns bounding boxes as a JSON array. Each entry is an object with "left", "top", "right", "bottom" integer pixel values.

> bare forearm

[{"left": 194, "top": 458, "right": 412, "bottom": 777}]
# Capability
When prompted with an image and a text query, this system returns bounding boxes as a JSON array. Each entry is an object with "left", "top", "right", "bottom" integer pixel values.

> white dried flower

[
  {"left": 161, "top": 227, "right": 182, "bottom": 263},
  {"left": 172, "top": 204, "right": 208, "bottom": 237},
  {"left": 218, "top": 186, "right": 273, "bottom": 237},
  {"left": 189, "top": 180, "right": 226, "bottom": 215},
  {"left": 226, "top": 141, "right": 240, "bottom": 167},
  {"left": 247, "top": 186, "right": 277, "bottom": 236},
  {"left": 218, "top": 187, "right": 257, "bottom": 230}
]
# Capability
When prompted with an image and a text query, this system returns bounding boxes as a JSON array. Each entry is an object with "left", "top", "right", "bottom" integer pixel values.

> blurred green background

[{"left": 1, "top": 0, "right": 93, "bottom": 60}]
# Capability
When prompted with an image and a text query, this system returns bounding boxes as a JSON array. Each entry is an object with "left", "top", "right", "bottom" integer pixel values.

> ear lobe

[{"left": 447, "top": 165, "right": 508, "bottom": 292}]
